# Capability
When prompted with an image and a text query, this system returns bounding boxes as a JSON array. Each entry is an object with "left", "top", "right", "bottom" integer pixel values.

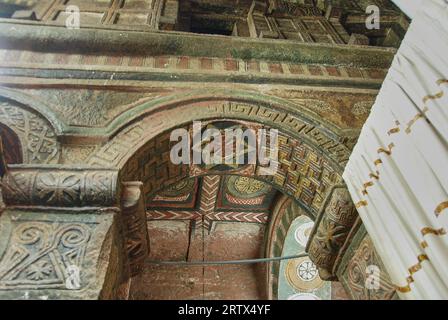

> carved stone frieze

[{"left": 1, "top": 166, "right": 120, "bottom": 208}]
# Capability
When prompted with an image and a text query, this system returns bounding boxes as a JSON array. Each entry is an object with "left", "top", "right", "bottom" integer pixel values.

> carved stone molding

[
  {"left": 121, "top": 182, "right": 150, "bottom": 277},
  {"left": 306, "top": 186, "right": 358, "bottom": 280},
  {"left": 1, "top": 166, "right": 120, "bottom": 208}
]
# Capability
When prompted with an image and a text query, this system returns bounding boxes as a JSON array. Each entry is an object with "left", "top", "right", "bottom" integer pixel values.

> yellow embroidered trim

[
  {"left": 374, "top": 159, "right": 383, "bottom": 166},
  {"left": 388, "top": 127, "right": 400, "bottom": 135},
  {"left": 435, "top": 201, "right": 448, "bottom": 217},
  {"left": 422, "top": 91, "right": 444, "bottom": 104},
  {"left": 355, "top": 200, "right": 368, "bottom": 208},
  {"left": 419, "top": 228, "right": 445, "bottom": 248},
  {"left": 405, "top": 79, "right": 447, "bottom": 134},
  {"left": 377, "top": 143, "right": 395, "bottom": 155},
  {"left": 395, "top": 255, "right": 430, "bottom": 293},
  {"left": 369, "top": 172, "right": 379, "bottom": 180},
  {"left": 395, "top": 276, "right": 414, "bottom": 293},
  {"left": 421, "top": 227, "right": 446, "bottom": 237},
  {"left": 361, "top": 181, "right": 374, "bottom": 195},
  {"left": 408, "top": 254, "right": 429, "bottom": 275}
]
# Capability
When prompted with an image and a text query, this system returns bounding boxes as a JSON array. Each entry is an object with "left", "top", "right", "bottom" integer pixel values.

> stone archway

[
  {"left": 85, "top": 97, "right": 359, "bottom": 283},
  {"left": 0, "top": 97, "right": 359, "bottom": 299}
]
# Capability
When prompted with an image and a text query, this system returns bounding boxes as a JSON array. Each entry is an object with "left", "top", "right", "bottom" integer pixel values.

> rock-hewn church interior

[{"left": 0, "top": 0, "right": 446, "bottom": 301}]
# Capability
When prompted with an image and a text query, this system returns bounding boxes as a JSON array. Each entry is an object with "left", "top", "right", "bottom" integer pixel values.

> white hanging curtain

[
  {"left": 391, "top": 0, "right": 424, "bottom": 18},
  {"left": 343, "top": 0, "right": 448, "bottom": 299}
]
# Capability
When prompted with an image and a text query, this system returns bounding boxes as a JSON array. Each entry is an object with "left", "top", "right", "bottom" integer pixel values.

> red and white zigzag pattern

[{"left": 147, "top": 176, "right": 268, "bottom": 232}]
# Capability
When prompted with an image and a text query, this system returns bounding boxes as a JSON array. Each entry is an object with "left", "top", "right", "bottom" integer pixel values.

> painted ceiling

[
  {"left": 147, "top": 175, "right": 278, "bottom": 233},
  {"left": 129, "top": 175, "right": 278, "bottom": 299}
]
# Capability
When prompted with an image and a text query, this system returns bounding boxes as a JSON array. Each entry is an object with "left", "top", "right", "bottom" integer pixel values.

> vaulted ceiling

[{"left": 130, "top": 175, "right": 279, "bottom": 299}]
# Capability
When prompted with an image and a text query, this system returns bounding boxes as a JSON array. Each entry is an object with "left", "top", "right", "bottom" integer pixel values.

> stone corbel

[{"left": 306, "top": 185, "right": 358, "bottom": 281}]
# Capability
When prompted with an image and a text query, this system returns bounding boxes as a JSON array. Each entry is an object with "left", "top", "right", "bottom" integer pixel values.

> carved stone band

[
  {"left": 306, "top": 186, "right": 358, "bottom": 280},
  {"left": 1, "top": 165, "right": 120, "bottom": 208}
]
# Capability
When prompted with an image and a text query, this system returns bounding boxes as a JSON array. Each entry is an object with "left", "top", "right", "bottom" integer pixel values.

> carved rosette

[
  {"left": 2, "top": 166, "right": 119, "bottom": 207},
  {"left": 306, "top": 187, "right": 358, "bottom": 280}
]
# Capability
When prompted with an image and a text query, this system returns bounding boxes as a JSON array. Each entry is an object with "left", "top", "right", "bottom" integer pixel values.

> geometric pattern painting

[
  {"left": 278, "top": 215, "right": 332, "bottom": 300},
  {"left": 147, "top": 175, "right": 277, "bottom": 233}
]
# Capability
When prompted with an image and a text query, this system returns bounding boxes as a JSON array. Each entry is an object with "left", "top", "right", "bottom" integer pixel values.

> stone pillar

[{"left": 0, "top": 165, "right": 149, "bottom": 300}]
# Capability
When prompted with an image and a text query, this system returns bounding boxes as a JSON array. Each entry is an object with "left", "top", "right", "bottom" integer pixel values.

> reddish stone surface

[
  {"left": 155, "top": 56, "right": 169, "bottom": 68},
  {"left": 129, "top": 222, "right": 267, "bottom": 300},
  {"left": 224, "top": 59, "right": 238, "bottom": 71},
  {"left": 308, "top": 65, "right": 323, "bottom": 76},
  {"left": 288, "top": 64, "right": 304, "bottom": 74},
  {"left": 177, "top": 56, "right": 190, "bottom": 69},
  {"left": 331, "top": 281, "right": 350, "bottom": 300},
  {"left": 200, "top": 58, "right": 213, "bottom": 70},
  {"left": 268, "top": 63, "right": 283, "bottom": 74},
  {"left": 326, "top": 66, "right": 341, "bottom": 77}
]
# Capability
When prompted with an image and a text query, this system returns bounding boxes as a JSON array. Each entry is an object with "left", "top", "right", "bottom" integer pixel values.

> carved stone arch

[
  {"left": 0, "top": 96, "right": 61, "bottom": 164},
  {"left": 0, "top": 87, "right": 64, "bottom": 134},
  {"left": 265, "top": 194, "right": 300, "bottom": 299},
  {"left": 86, "top": 98, "right": 358, "bottom": 280},
  {"left": 88, "top": 97, "right": 352, "bottom": 169},
  {"left": 98, "top": 89, "right": 352, "bottom": 142},
  {"left": 90, "top": 114, "right": 343, "bottom": 217}
]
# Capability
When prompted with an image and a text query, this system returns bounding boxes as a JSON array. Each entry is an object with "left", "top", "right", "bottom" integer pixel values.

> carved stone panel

[
  {"left": 1, "top": 166, "right": 119, "bottom": 208},
  {"left": 307, "top": 186, "right": 358, "bottom": 280},
  {"left": 337, "top": 226, "right": 397, "bottom": 300},
  {"left": 0, "top": 100, "right": 60, "bottom": 164},
  {"left": 0, "top": 210, "right": 124, "bottom": 299}
]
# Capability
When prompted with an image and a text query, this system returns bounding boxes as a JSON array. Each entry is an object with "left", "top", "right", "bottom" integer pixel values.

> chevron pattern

[
  {"left": 210, "top": 211, "right": 268, "bottom": 224},
  {"left": 146, "top": 175, "right": 270, "bottom": 233},
  {"left": 197, "top": 175, "right": 220, "bottom": 229}
]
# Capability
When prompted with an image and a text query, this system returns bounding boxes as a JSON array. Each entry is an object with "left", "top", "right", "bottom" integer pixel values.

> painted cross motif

[{"left": 147, "top": 175, "right": 271, "bottom": 233}]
